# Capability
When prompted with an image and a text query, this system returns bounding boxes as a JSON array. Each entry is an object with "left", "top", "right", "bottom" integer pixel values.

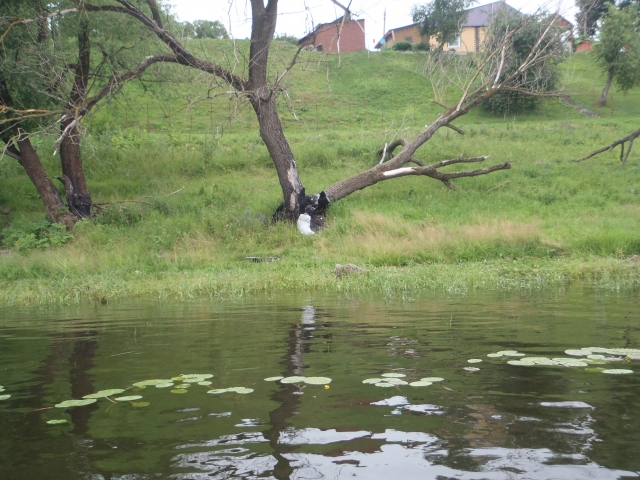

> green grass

[{"left": 1, "top": 47, "right": 639, "bottom": 305}]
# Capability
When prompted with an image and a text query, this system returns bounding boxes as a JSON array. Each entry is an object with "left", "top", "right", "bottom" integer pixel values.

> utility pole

[{"left": 383, "top": 8, "right": 386, "bottom": 36}]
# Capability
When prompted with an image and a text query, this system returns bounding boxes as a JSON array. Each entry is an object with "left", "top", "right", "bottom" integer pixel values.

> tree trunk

[
  {"left": 16, "top": 138, "right": 77, "bottom": 228},
  {"left": 598, "top": 66, "right": 614, "bottom": 106},
  {"left": 59, "top": 20, "right": 92, "bottom": 218},
  {"left": 248, "top": 0, "right": 306, "bottom": 218}
]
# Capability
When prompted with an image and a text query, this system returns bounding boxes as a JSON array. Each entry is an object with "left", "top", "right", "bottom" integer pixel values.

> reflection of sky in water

[{"left": 171, "top": 427, "right": 637, "bottom": 480}]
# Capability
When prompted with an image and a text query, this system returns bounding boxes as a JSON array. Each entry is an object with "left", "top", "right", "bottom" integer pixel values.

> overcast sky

[{"left": 167, "top": 0, "right": 578, "bottom": 48}]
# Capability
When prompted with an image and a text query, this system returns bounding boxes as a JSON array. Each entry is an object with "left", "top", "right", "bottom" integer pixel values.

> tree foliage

[
  {"left": 192, "top": 20, "right": 229, "bottom": 39},
  {"left": 482, "top": 13, "right": 567, "bottom": 115},
  {"left": 593, "top": 3, "right": 640, "bottom": 105},
  {"left": 411, "top": 0, "right": 472, "bottom": 51},
  {"left": 576, "top": 0, "right": 613, "bottom": 37}
]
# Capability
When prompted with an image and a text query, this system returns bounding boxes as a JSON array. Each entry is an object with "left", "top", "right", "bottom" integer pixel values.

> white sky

[{"left": 167, "top": 0, "right": 578, "bottom": 48}]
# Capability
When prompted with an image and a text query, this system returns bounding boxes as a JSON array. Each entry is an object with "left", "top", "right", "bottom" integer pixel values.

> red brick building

[{"left": 298, "top": 18, "right": 365, "bottom": 53}]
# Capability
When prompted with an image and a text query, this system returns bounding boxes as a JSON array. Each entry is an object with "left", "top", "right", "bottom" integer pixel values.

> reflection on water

[{"left": 0, "top": 286, "right": 639, "bottom": 479}]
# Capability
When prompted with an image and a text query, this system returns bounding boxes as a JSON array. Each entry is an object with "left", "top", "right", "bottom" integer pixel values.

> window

[
  {"left": 404, "top": 36, "right": 413, "bottom": 42},
  {"left": 448, "top": 36, "right": 461, "bottom": 48}
]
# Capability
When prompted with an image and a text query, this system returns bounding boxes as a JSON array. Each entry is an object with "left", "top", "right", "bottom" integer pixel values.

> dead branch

[{"left": 574, "top": 128, "right": 640, "bottom": 164}]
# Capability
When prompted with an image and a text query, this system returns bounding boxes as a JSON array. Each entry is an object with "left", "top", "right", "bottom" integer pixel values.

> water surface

[{"left": 1, "top": 286, "right": 639, "bottom": 479}]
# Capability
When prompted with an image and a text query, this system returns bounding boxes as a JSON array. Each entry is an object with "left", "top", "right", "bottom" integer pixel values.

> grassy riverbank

[{"left": 1, "top": 49, "right": 639, "bottom": 305}]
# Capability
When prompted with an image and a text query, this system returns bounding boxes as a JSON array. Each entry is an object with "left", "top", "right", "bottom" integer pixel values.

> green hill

[{"left": 1, "top": 48, "right": 638, "bottom": 305}]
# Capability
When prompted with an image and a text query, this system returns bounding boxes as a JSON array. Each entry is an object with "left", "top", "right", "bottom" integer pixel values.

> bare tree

[{"left": 4, "top": 1, "right": 565, "bottom": 230}]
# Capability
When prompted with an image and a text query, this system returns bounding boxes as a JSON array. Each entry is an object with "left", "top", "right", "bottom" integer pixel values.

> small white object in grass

[
  {"left": 467, "top": 359, "right": 482, "bottom": 364},
  {"left": 264, "top": 376, "right": 284, "bottom": 382},
  {"left": 297, "top": 214, "right": 315, "bottom": 236},
  {"left": 381, "top": 373, "right": 406, "bottom": 378},
  {"left": 602, "top": 369, "right": 634, "bottom": 375}
]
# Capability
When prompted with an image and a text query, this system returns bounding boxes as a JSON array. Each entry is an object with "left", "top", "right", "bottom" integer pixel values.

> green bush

[
  {"left": 414, "top": 42, "right": 430, "bottom": 51},
  {"left": 1, "top": 220, "right": 73, "bottom": 253},
  {"left": 392, "top": 41, "right": 412, "bottom": 51}
]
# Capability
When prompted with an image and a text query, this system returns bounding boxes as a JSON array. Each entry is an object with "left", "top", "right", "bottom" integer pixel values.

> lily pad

[
  {"left": 381, "top": 373, "right": 406, "bottom": 378},
  {"left": 420, "top": 377, "right": 444, "bottom": 382},
  {"left": 409, "top": 381, "right": 433, "bottom": 387},
  {"left": 231, "top": 387, "right": 254, "bottom": 394},
  {"left": 584, "top": 367, "right": 607, "bottom": 373},
  {"left": 304, "top": 377, "right": 332, "bottom": 385},
  {"left": 280, "top": 376, "right": 306, "bottom": 384},
  {"left": 380, "top": 378, "right": 407, "bottom": 385},
  {"left": 264, "top": 376, "right": 284, "bottom": 382},
  {"left": 83, "top": 389, "right": 125, "bottom": 399},
  {"left": 208, "top": 388, "right": 233, "bottom": 394},
  {"left": 374, "top": 383, "right": 396, "bottom": 387},
  {"left": 197, "top": 381, "right": 212, "bottom": 386},
  {"left": 463, "top": 367, "right": 480, "bottom": 372},
  {"left": 46, "top": 419, "right": 68, "bottom": 425},
  {"left": 602, "top": 369, "right": 634, "bottom": 375},
  {"left": 155, "top": 382, "right": 174, "bottom": 388},
  {"left": 467, "top": 359, "right": 482, "bottom": 364},
  {"left": 55, "top": 399, "right": 97, "bottom": 408},
  {"left": 487, "top": 353, "right": 503, "bottom": 358},
  {"left": 0, "top": 394, "right": 11, "bottom": 401},
  {"left": 131, "top": 402, "right": 150, "bottom": 407},
  {"left": 170, "top": 389, "right": 189, "bottom": 394},
  {"left": 133, "top": 379, "right": 172, "bottom": 387},
  {"left": 362, "top": 378, "right": 383, "bottom": 384},
  {"left": 115, "top": 395, "right": 143, "bottom": 402},
  {"left": 497, "top": 350, "right": 518, "bottom": 355},
  {"left": 182, "top": 374, "right": 213, "bottom": 380}
]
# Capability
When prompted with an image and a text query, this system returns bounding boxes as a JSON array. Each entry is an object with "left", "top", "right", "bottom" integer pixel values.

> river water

[{"left": 0, "top": 285, "right": 639, "bottom": 479}]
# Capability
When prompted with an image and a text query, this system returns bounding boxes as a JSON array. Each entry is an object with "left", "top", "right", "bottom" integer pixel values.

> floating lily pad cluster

[
  {"left": 485, "top": 347, "right": 637, "bottom": 374},
  {"left": 264, "top": 376, "right": 332, "bottom": 385},
  {"left": 0, "top": 384, "right": 9, "bottom": 401},
  {"left": 208, "top": 387, "right": 254, "bottom": 394},
  {"left": 362, "top": 373, "right": 444, "bottom": 388},
  {"left": 487, "top": 350, "right": 525, "bottom": 358}
]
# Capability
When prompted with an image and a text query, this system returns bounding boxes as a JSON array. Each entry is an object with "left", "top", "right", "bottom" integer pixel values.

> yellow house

[{"left": 374, "top": 1, "right": 521, "bottom": 52}]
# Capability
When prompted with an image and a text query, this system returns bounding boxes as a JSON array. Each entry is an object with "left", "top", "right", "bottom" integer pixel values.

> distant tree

[
  {"left": 193, "top": 20, "right": 229, "bottom": 39},
  {"left": 411, "top": 0, "right": 473, "bottom": 53},
  {"left": 593, "top": 3, "right": 640, "bottom": 106},
  {"left": 274, "top": 33, "right": 298, "bottom": 45},
  {"left": 576, "top": 0, "right": 612, "bottom": 37},
  {"left": 482, "top": 13, "right": 566, "bottom": 115},
  {"left": 181, "top": 21, "right": 195, "bottom": 39}
]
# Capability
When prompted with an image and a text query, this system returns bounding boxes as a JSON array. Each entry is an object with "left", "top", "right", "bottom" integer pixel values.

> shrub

[
  {"left": 392, "top": 41, "right": 412, "bottom": 51},
  {"left": 1, "top": 220, "right": 73, "bottom": 253},
  {"left": 414, "top": 42, "right": 431, "bottom": 51}
]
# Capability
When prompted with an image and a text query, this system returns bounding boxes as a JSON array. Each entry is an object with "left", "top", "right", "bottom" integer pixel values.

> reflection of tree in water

[
  {"left": 263, "top": 305, "right": 321, "bottom": 480},
  {"left": 4, "top": 329, "right": 102, "bottom": 479}
]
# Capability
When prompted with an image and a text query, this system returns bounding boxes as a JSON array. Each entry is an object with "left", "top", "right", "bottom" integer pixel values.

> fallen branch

[{"left": 574, "top": 128, "right": 640, "bottom": 166}]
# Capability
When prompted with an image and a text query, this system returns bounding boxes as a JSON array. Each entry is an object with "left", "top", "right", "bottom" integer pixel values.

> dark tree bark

[
  {"left": 17, "top": 137, "right": 77, "bottom": 228},
  {"left": 574, "top": 127, "right": 640, "bottom": 166},
  {"left": 59, "top": 20, "right": 92, "bottom": 218},
  {"left": 598, "top": 66, "right": 615, "bottom": 106}
]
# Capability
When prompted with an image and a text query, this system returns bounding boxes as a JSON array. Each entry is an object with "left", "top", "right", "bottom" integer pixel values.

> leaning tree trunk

[
  {"left": 59, "top": 20, "right": 92, "bottom": 218},
  {"left": 16, "top": 138, "right": 77, "bottom": 228},
  {"left": 598, "top": 66, "right": 614, "bottom": 107},
  {"left": 247, "top": 0, "right": 306, "bottom": 219}
]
